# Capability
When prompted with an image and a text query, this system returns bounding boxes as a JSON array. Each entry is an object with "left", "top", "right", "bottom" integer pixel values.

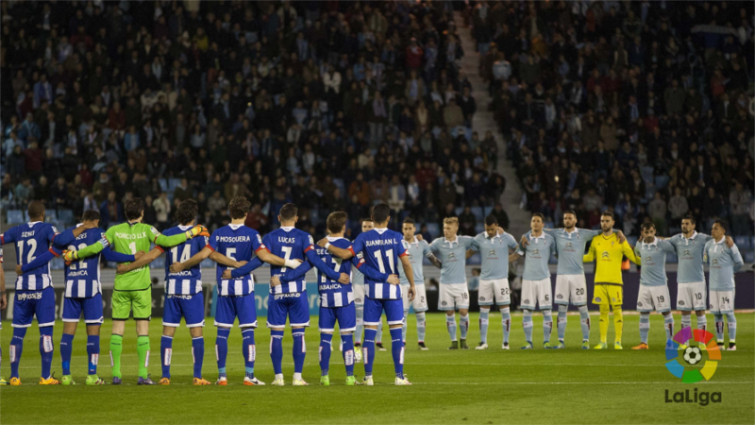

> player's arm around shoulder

[
  {"left": 622, "top": 238, "right": 641, "bottom": 265},
  {"left": 117, "top": 246, "right": 162, "bottom": 274},
  {"left": 583, "top": 237, "right": 597, "bottom": 262}
]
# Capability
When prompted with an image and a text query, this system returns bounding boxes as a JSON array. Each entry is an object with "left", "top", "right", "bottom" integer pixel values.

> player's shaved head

[
  {"left": 372, "top": 203, "right": 391, "bottom": 224},
  {"left": 176, "top": 199, "right": 198, "bottom": 225},
  {"left": 28, "top": 201, "right": 45, "bottom": 221},
  {"left": 279, "top": 203, "right": 298, "bottom": 222},
  {"left": 228, "top": 196, "right": 251, "bottom": 219},
  {"left": 124, "top": 198, "right": 145, "bottom": 221},
  {"left": 327, "top": 211, "right": 347, "bottom": 234}
]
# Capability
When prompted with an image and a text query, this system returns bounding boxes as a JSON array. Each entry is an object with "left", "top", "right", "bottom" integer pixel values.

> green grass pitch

[{"left": 2, "top": 312, "right": 753, "bottom": 424}]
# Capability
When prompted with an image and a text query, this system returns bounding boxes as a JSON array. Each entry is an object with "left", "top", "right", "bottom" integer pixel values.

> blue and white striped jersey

[
  {"left": 351, "top": 228, "right": 408, "bottom": 300},
  {"left": 164, "top": 225, "right": 209, "bottom": 295},
  {"left": 208, "top": 224, "right": 266, "bottom": 296},
  {"left": 667, "top": 232, "right": 712, "bottom": 284},
  {"left": 634, "top": 238, "right": 675, "bottom": 287},
  {"left": 704, "top": 238, "right": 744, "bottom": 291},
  {"left": 1, "top": 222, "right": 59, "bottom": 290},
  {"left": 316, "top": 237, "right": 355, "bottom": 307},
  {"left": 265, "top": 226, "right": 341, "bottom": 295}
]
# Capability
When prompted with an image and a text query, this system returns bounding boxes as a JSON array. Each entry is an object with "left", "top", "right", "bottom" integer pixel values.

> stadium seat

[
  {"left": 7, "top": 210, "right": 23, "bottom": 224},
  {"left": 743, "top": 250, "right": 754, "bottom": 263},
  {"left": 168, "top": 178, "right": 181, "bottom": 192},
  {"left": 51, "top": 257, "right": 65, "bottom": 270},
  {"left": 58, "top": 209, "right": 74, "bottom": 224},
  {"left": 549, "top": 253, "right": 558, "bottom": 264},
  {"left": 454, "top": 207, "right": 463, "bottom": 216},
  {"left": 471, "top": 207, "right": 484, "bottom": 221},
  {"left": 544, "top": 221, "right": 554, "bottom": 229},
  {"left": 152, "top": 257, "right": 165, "bottom": 269},
  {"left": 474, "top": 223, "right": 484, "bottom": 234},
  {"left": 467, "top": 253, "right": 481, "bottom": 265},
  {"left": 45, "top": 210, "right": 57, "bottom": 222},
  {"left": 158, "top": 179, "right": 169, "bottom": 192},
  {"left": 426, "top": 223, "right": 440, "bottom": 239},
  {"left": 200, "top": 258, "right": 215, "bottom": 268},
  {"left": 735, "top": 236, "right": 751, "bottom": 249},
  {"left": 626, "top": 236, "right": 638, "bottom": 246}
]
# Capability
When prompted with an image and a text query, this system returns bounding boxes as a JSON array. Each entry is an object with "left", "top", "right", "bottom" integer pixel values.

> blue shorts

[
  {"left": 215, "top": 292, "right": 257, "bottom": 328},
  {"left": 164, "top": 293, "right": 205, "bottom": 328},
  {"left": 364, "top": 297, "right": 404, "bottom": 326},
  {"left": 63, "top": 293, "right": 104, "bottom": 325},
  {"left": 319, "top": 303, "right": 356, "bottom": 333},
  {"left": 13, "top": 287, "right": 56, "bottom": 328},
  {"left": 267, "top": 291, "right": 310, "bottom": 328}
]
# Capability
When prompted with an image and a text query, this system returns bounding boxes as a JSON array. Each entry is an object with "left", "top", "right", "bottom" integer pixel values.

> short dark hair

[
  {"left": 714, "top": 220, "right": 728, "bottom": 232},
  {"left": 124, "top": 198, "right": 145, "bottom": 220},
  {"left": 361, "top": 217, "right": 373, "bottom": 224},
  {"left": 327, "top": 211, "right": 347, "bottom": 234},
  {"left": 682, "top": 214, "right": 696, "bottom": 225},
  {"left": 641, "top": 222, "right": 656, "bottom": 231},
  {"left": 403, "top": 217, "right": 415, "bottom": 225},
  {"left": 82, "top": 210, "right": 101, "bottom": 222},
  {"left": 484, "top": 215, "right": 498, "bottom": 226},
  {"left": 563, "top": 209, "right": 577, "bottom": 218},
  {"left": 601, "top": 211, "right": 614, "bottom": 219},
  {"left": 228, "top": 196, "right": 251, "bottom": 219},
  {"left": 28, "top": 201, "right": 45, "bottom": 220},
  {"left": 176, "top": 199, "right": 198, "bottom": 225},
  {"left": 531, "top": 212, "right": 544, "bottom": 220},
  {"left": 279, "top": 203, "right": 298, "bottom": 221},
  {"left": 372, "top": 203, "right": 391, "bottom": 224}
]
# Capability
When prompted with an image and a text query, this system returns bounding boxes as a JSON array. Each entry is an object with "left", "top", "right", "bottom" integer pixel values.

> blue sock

[
  {"left": 522, "top": 311, "right": 533, "bottom": 344},
  {"left": 319, "top": 333, "right": 333, "bottom": 376},
  {"left": 663, "top": 314, "right": 675, "bottom": 340},
  {"left": 402, "top": 310, "right": 409, "bottom": 342},
  {"left": 192, "top": 337, "right": 204, "bottom": 379},
  {"left": 446, "top": 314, "right": 457, "bottom": 342},
  {"left": 10, "top": 328, "right": 26, "bottom": 378},
  {"left": 363, "top": 328, "right": 377, "bottom": 376},
  {"left": 639, "top": 313, "right": 650, "bottom": 344},
  {"left": 390, "top": 328, "right": 404, "bottom": 379},
  {"left": 242, "top": 329, "right": 256, "bottom": 379},
  {"left": 726, "top": 312, "right": 737, "bottom": 343},
  {"left": 87, "top": 334, "right": 99, "bottom": 375},
  {"left": 60, "top": 333, "right": 74, "bottom": 376},
  {"left": 557, "top": 305, "right": 568, "bottom": 341},
  {"left": 216, "top": 328, "right": 230, "bottom": 378},
  {"left": 416, "top": 312, "right": 427, "bottom": 343},
  {"left": 270, "top": 329, "right": 284, "bottom": 375},
  {"left": 479, "top": 308, "right": 490, "bottom": 344},
  {"left": 578, "top": 306, "right": 590, "bottom": 342},
  {"left": 542, "top": 310, "right": 553, "bottom": 343},
  {"left": 341, "top": 333, "right": 355, "bottom": 376},
  {"left": 714, "top": 314, "right": 724, "bottom": 342},
  {"left": 501, "top": 307, "right": 511, "bottom": 344},
  {"left": 460, "top": 313, "right": 470, "bottom": 340},
  {"left": 161, "top": 335, "right": 173, "bottom": 379},
  {"left": 355, "top": 307, "right": 364, "bottom": 345},
  {"left": 40, "top": 327, "right": 54, "bottom": 379},
  {"left": 292, "top": 330, "right": 306, "bottom": 374}
]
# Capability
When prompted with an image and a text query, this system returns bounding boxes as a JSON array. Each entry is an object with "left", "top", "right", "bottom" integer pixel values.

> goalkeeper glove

[
  {"left": 185, "top": 225, "right": 207, "bottom": 239},
  {"left": 62, "top": 250, "right": 80, "bottom": 263}
]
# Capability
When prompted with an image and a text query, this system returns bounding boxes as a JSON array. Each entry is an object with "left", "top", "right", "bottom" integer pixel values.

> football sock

[
  {"left": 639, "top": 313, "right": 650, "bottom": 343},
  {"left": 446, "top": 314, "right": 457, "bottom": 342},
  {"left": 192, "top": 337, "right": 204, "bottom": 379},
  {"left": 355, "top": 307, "right": 364, "bottom": 344},
  {"left": 40, "top": 327, "right": 54, "bottom": 379},
  {"left": 578, "top": 305, "right": 590, "bottom": 341},
  {"left": 599, "top": 305, "right": 609, "bottom": 343},
  {"left": 390, "top": 328, "right": 404, "bottom": 379},
  {"left": 726, "top": 312, "right": 736, "bottom": 343},
  {"left": 270, "top": 329, "right": 284, "bottom": 375},
  {"left": 663, "top": 314, "right": 675, "bottom": 340},
  {"left": 320, "top": 333, "right": 333, "bottom": 376},
  {"left": 501, "top": 307, "right": 511, "bottom": 344},
  {"left": 613, "top": 306, "right": 623, "bottom": 343},
  {"left": 109, "top": 334, "right": 123, "bottom": 379},
  {"left": 136, "top": 335, "right": 150, "bottom": 379},
  {"left": 363, "top": 328, "right": 377, "bottom": 376},
  {"left": 459, "top": 313, "right": 470, "bottom": 340},
  {"left": 293, "top": 330, "right": 306, "bottom": 374},
  {"left": 160, "top": 335, "right": 173, "bottom": 378},
  {"left": 681, "top": 314, "right": 692, "bottom": 329},
  {"left": 242, "top": 328, "right": 256, "bottom": 379},
  {"left": 216, "top": 328, "right": 230, "bottom": 378},
  {"left": 542, "top": 310, "right": 553, "bottom": 343},
  {"left": 402, "top": 310, "right": 409, "bottom": 342},
  {"left": 376, "top": 321, "right": 383, "bottom": 344},
  {"left": 10, "top": 328, "right": 26, "bottom": 378},
  {"left": 87, "top": 334, "right": 100, "bottom": 375},
  {"left": 557, "top": 305, "right": 568, "bottom": 341},
  {"left": 522, "top": 310, "right": 533, "bottom": 343},
  {"left": 60, "top": 333, "right": 74, "bottom": 376},
  {"left": 714, "top": 313, "right": 724, "bottom": 342},
  {"left": 416, "top": 312, "right": 427, "bottom": 342},
  {"left": 696, "top": 314, "right": 707, "bottom": 332},
  {"left": 341, "top": 333, "right": 355, "bottom": 376},
  {"left": 479, "top": 308, "right": 490, "bottom": 344}
]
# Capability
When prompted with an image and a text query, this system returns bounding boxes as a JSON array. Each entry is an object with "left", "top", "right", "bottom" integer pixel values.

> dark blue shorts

[
  {"left": 164, "top": 293, "right": 205, "bottom": 327},
  {"left": 363, "top": 297, "right": 404, "bottom": 326},
  {"left": 267, "top": 291, "right": 310, "bottom": 328},
  {"left": 63, "top": 293, "right": 104, "bottom": 324},
  {"left": 319, "top": 303, "right": 356, "bottom": 333},
  {"left": 13, "top": 287, "right": 56, "bottom": 328},
  {"left": 215, "top": 291, "right": 257, "bottom": 328}
]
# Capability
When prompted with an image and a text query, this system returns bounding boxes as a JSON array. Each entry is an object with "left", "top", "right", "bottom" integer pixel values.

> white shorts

[
  {"left": 676, "top": 282, "right": 707, "bottom": 311},
  {"left": 521, "top": 278, "right": 552, "bottom": 310},
  {"left": 353, "top": 284, "right": 365, "bottom": 307},
  {"left": 438, "top": 283, "right": 469, "bottom": 311},
  {"left": 709, "top": 290, "right": 735, "bottom": 314},
  {"left": 636, "top": 285, "right": 671, "bottom": 313},
  {"left": 401, "top": 284, "right": 428, "bottom": 312},
  {"left": 554, "top": 275, "right": 587, "bottom": 306},
  {"left": 478, "top": 278, "right": 511, "bottom": 306}
]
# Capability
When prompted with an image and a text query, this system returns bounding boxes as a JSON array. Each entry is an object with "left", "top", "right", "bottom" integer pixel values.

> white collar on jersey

[
  {"left": 641, "top": 237, "right": 659, "bottom": 248},
  {"left": 529, "top": 233, "right": 546, "bottom": 241},
  {"left": 28, "top": 221, "right": 42, "bottom": 226},
  {"left": 327, "top": 236, "right": 347, "bottom": 242},
  {"left": 683, "top": 231, "right": 698, "bottom": 241},
  {"left": 563, "top": 227, "right": 579, "bottom": 237},
  {"left": 714, "top": 236, "right": 727, "bottom": 245},
  {"left": 485, "top": 231, "right": 502, "bottom": 240},
  {"left": 178, "top": 225, "right": 191, "bottom": 230},
  {"left": 229, "top": 224, "right": 243, "bottom": 230},
  {"left": 373, "top": 228, "right": 388, "bottom": 234},
  {"left": 444, "top": 235, "right": 460, "bottom": 245},
  {"left": 281, "top": 226, "right": 295, "bottom": 232}
]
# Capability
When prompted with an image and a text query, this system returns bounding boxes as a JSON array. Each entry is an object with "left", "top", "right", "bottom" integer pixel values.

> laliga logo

[{"left": 665, "top": 327, "right": 721, "bottom": 384}]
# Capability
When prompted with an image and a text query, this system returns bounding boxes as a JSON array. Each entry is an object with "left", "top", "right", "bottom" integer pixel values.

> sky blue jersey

[
  {"left": 667, "top": 232, "right": 713, "bottom": 284},
  {"left": 634, "top": 238, "right": 675, "bottom": 287},
  {"left": 545, "top": 228, "right": 601, "bottom": 275},
  {"left": 517, "top": 232, "right": 556, "bottom": 281},
  {"left": 704, "top": 238, "right": 744, "bottom": 291},
  {"left": 429, "top": 235, "right": 475, "bottom": 284},
  {"left": 469, "top": 232, "right": 518, "bottom": 280}
]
